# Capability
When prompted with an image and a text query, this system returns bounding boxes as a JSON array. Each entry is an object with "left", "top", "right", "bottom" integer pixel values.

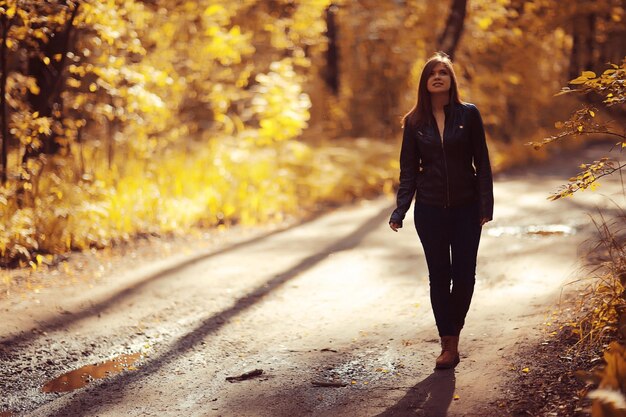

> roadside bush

[{"left": 536, "top": 57, "right": 626, "bottom": 416}]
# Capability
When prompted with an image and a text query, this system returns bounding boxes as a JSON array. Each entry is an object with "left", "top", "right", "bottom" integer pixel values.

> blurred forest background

[{"left": 0, "top": 0, "right": 624, "bottom": 267}]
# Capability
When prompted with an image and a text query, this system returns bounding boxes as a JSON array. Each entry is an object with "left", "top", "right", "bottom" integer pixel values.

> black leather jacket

[{"left": 390, "top": 102, "right": 494, "bottom": 227}]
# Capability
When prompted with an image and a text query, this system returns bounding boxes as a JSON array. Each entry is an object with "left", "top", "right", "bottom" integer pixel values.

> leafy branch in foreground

[
  {"left": 528, "top": 58, "right": 626, "bottom": 200},
  {"left": 542, "top": 58, "right": 626, "bottom": 417},
  {"left": 549, "top": 158, "right": 626, "bottom": 201}
]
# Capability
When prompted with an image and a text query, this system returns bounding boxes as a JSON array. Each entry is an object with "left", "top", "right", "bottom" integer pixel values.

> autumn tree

[{"left": 0, "top": 0, "right": 624, "bottom": 265}]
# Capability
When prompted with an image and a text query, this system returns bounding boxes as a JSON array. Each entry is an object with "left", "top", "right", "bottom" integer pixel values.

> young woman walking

[{"left": 389, "top": 52, "right": 494, "bottom": 369}]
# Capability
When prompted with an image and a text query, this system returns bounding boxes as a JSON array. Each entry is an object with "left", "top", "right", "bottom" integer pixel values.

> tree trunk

[
  {"left": 0, "top": 13, "right": 12, "bottom": 185},
  {"left": 77, "top": 124, "right": 84, "bottom": 178},
  {"left": 23, "top": 1, "right": 79, "bottom": 163},
  {"left": 568, "top": 12, "right": 598, "bottom": 79},
  {"left": 323, "top": 4, "right": 339, "bottom": 95},
  {"left": 584, "top": 13, "right": 596, "bottom": 71},
  {"left": 437, "top": 0, "right": 467, "bottom": 60},
  {"left": 108, "top": 117, "right": 116, "bottom": 170},
  {"left": 569, "top": 16, "right": 582, "bottom": 79}
]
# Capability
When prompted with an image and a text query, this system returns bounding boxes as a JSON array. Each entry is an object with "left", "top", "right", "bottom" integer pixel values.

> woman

[{"left": 389, "top": 52, "right": 494, "bottom": 369}]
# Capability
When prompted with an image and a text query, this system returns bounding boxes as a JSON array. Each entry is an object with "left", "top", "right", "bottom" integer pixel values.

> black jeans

[{"left": 414, "top": 200, "right": 482, "bottom": 337}]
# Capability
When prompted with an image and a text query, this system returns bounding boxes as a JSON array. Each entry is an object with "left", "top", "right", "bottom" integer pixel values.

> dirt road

[{"left": 1, "top": 143, "right": 623, "bottom": 417}]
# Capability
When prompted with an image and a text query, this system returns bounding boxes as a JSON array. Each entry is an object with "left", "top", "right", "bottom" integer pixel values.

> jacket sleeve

[
  {"left": 469, "top": 104, "right": 494, "bottom": 221},
  {"left": 390, "top": 123, "right": 420, "bottom": 227}
]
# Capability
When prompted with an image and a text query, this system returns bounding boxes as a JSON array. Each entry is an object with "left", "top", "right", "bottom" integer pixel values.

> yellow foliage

[
  {"left": 590, "top": 342, "right": 626, "bottom": 417},
  {"left": 4, "top": 0, "right": 609, "bottom": 270},
  {"left": 0, "top": 136, "right": 397, "bottom": 264},
  {"left": 251, "top": 59, "right": 312, "bottom": 144}
]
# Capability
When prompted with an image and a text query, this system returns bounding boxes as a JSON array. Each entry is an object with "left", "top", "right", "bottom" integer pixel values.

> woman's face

[{"left": 426, "top": 62, "right": 452, "bottom": 95}]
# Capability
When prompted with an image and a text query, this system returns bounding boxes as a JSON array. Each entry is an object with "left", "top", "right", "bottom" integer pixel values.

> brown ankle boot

[{"left": 435, "top": 336, "right": 460, "bottom": 369}]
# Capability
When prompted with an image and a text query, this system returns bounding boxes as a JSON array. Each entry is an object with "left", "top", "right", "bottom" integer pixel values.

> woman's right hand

[{"left": 389, "top": 222, "right": 401, "bottom": 232}]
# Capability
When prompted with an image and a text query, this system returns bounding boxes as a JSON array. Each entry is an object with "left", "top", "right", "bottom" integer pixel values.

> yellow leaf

[
  {"left": 508, "top": 74, "right": 521, "bottom": 85},
  {"left": 577, "top": 125, "right": 583, "bottom": 132},
  {"left": 29, "top": 84, "right": 40, "bottom": 95},
  {"left": 582, "top": 71, "right": 596, "bottom": 78},
  {"left": 589, "top": 110, "right": 595, "bottom": 117},
  {"left": 53, "top": 54, "right": 63, "bottom": 61},
  {"left": 570, "top": 76, "right": 588, "bottom": 85},
  {"left": 478, "top": 17, "right": 493, "bottom": 30},
  {"left": 522, "top": 367, "right": 530, "bottom": 373},
  {"left": 6, "top": 6, "right": 16, "bottom": 18},
  {"left": 43, "top": 56, "right": 50, "bottom": 65},
  {"left": 36, "top": 254, "right": 44, "bottom": 265},
  {"left": 34, "top": 30, "right": 47, "bottom": 41},
  {"left": 67, "top": 78, "right": 81, "bottom": 88},
  {"left": 453, "top": 394, "right": 460, "bottom": 400},
  {"left": 204, "top": 4, "right": 223, "bottom": 15},
  {"left": 89, "top": 83, "right": 97, "bottom": 92}
]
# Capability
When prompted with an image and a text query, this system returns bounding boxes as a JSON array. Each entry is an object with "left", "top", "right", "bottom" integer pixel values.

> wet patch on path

[
  {"left": 42, "top": 352, "right": 143, "bottom": 393},
  {"left": 487, "top": 224, "right": 577, "bottom": 238}
]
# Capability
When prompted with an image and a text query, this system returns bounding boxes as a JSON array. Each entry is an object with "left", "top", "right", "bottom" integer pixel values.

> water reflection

[
  {"left": 487, "top": 224, "right": 576, "bottom": 238},
  {"left": 42, "top": 352, "right": 142, "bottom": 393}
]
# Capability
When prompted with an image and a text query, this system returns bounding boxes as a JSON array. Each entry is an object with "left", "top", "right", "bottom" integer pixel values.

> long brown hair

[{"left": 402, "top": 52, "right": 462, "bottom": 129}]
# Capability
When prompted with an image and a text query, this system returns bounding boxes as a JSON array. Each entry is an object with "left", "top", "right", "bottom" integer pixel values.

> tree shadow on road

[
  {"left": 0, "top": 201, "right": 387, "bottom": 349},
  {"left": 375, "top": 369, "right": 456, "bottom": 417},
  {"left": 37, "top": 203, "right": 395, "bottom": 416}
]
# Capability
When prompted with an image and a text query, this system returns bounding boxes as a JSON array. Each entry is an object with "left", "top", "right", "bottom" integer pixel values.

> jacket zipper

[{"left": 440, "top": 124, "right": 450, "bottom": 208}]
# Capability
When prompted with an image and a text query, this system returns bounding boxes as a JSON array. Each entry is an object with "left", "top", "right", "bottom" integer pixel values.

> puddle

[
  {"left": 42, "top": 352, "right": 142, "bottom": 393},
  {"left": 487, "top": 224, "right": 576, "bottom": 238}
]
